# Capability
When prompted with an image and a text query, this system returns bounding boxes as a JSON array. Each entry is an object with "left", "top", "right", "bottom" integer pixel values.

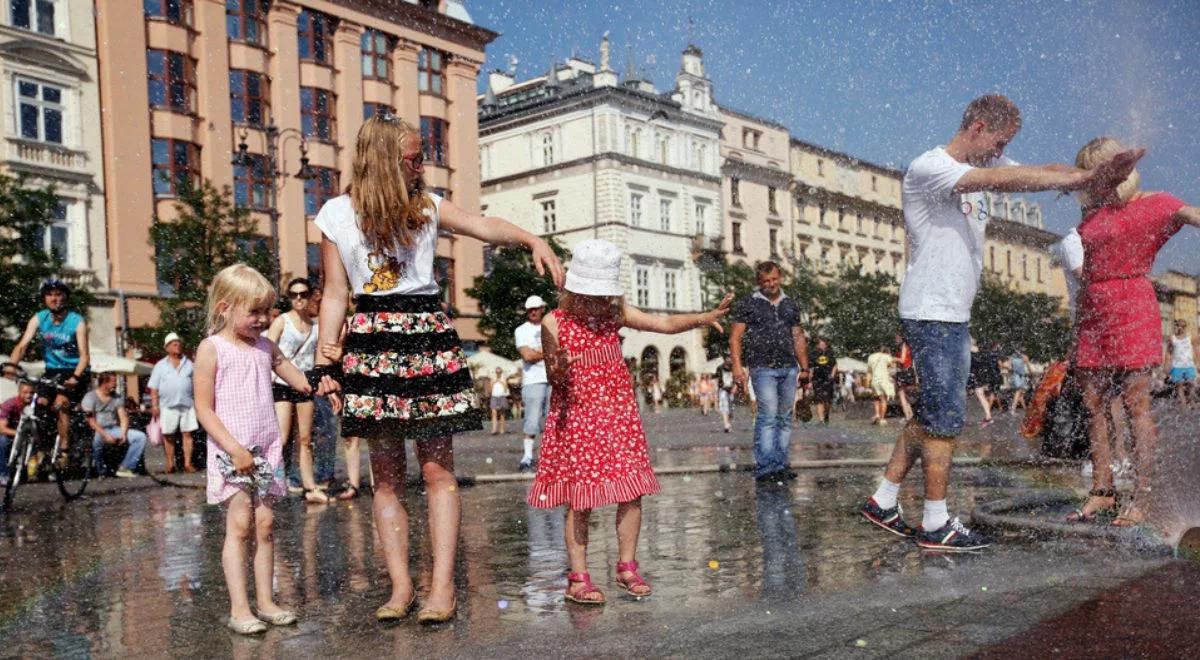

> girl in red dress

[
  {"left": 1071, "top": 137, "right": 1200, "bottom": 527},
  {"left": 527, "top": 239, "right": 731, "bottom": 605}
]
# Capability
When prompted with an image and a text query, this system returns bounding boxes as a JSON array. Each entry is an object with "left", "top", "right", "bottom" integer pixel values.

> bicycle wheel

[
  {"left": 3, "top": 423, "right": 35, "bottom": 511},
  {"left": 52, "top": 426, "right": 92, "bottom": 501}
]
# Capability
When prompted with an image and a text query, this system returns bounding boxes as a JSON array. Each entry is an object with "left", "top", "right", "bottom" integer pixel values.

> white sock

[
  {"left": 923, "top": 499, "right": 949, "bottom": 531},
  {"left": 522, "top": 438, "right": 534, "bottom": 461},
  {"left": 872, "top": 478, "right": 901, "bottom": 509}
]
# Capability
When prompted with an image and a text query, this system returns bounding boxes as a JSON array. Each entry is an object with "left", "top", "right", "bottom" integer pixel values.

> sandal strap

[
  {"left": 567, "top": 572, "right": 593, "bottom": 585},
  {"left": 616, "top": 560, "right": 639, "bottom": 573},
  {"left": 1088, "top": 488, "right": 1116, "bottom": 498}
]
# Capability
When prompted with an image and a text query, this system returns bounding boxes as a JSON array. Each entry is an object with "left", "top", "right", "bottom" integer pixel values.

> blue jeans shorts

[
  {"left": 521, "top": 382, "right": 551, "bottom": 437},
  {"left": 1170, "top": 367, "right": 1197, "bottom": 383},
  {"left": 901, "top": 319, "right": 971, "bottom": 438}
]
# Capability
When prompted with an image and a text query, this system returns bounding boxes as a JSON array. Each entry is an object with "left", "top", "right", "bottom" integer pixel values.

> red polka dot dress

[{"left": 527, "top": 309, "right": 660, "bottom": 510}]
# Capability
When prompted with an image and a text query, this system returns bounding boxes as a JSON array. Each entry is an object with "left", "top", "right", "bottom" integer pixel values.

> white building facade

[
  {"left": 479, "top": 41, "right": 724, "bottom": 382},
  {"left": 1, "top": 0, "right": 112, "bottom": 349}
]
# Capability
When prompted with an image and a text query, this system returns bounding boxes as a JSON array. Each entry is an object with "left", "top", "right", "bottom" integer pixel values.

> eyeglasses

[
  {"left": 401, "top": 152, "right": 424, "bottom": 169},
  {"left": 288, "top": 290, "right": 311, "bottom": 299}
]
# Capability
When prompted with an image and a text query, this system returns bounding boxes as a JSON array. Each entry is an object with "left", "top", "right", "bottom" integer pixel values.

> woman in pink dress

[{"left": 1070, "top": 138, "right": 1200, "bottom": 527}]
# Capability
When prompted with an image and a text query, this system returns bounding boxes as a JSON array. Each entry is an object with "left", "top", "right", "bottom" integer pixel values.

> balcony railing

[
  {"left": 5, "top": 137, "right": 89, "bottom": 172},
  {"left": 690, "top": 233, "right": 724, "bottom": 255}
]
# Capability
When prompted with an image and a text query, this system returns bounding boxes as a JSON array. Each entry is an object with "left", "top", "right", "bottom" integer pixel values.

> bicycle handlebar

[{"left": 0, "top": 363, "right": 67, "bottom": 391}]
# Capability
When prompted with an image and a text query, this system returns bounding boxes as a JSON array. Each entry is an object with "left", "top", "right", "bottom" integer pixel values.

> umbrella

[
  {"left": 20, "top": 351, "right": 154, "bottom": 377},
  {"left": 837, "top": 357, "right": 868, "bottom": 373},
  {"left": 466, "top": 351, "right": 520, "bottom": 378}
]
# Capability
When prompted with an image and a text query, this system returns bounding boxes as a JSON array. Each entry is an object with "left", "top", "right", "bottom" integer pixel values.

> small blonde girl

[
  {"left": 193, "top": 264, "right": 313, "bottom": 634},
  {"left": 528, "top": 239, "right": 731, "bottom": 604}
]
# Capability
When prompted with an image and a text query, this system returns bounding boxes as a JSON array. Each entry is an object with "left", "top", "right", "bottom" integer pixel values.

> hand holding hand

[
  {"left": 319, "top": 342, "right": 343, "bottom": 363},
  {"left": 315, "top": 375, "right": 341, "bottom": 397},
  {"left": 530, "top": 239, "right": 564, "bottom": 288}
]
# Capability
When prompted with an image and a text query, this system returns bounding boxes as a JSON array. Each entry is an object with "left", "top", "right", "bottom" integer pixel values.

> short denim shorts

[{"left": 901, "top": 319, "right": 971, "bottom": 438}]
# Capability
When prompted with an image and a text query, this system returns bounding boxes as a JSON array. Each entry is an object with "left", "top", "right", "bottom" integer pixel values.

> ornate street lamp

[{"left": 232, "top": 123, "right": 314, "bottom": 286}]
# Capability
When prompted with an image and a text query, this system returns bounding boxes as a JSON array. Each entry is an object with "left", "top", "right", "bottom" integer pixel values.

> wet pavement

[{"left": 1, "top": 405, "right": 1197, "bottom": 658}]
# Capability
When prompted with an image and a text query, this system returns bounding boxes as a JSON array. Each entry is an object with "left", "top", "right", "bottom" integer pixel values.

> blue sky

[{"left": 472, "top": 0, "right": 1199, "bottom": 274}]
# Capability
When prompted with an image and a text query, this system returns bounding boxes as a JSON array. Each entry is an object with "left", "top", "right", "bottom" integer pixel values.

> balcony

[
  {"left": 4, "top": 137, "right": 89, "bottom": 175},
  {"left": 691, "top": 233, "right": 724, "bottom": 256}
]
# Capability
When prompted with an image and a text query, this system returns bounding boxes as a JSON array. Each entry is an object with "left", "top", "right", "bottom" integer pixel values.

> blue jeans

[
  {"left": 93, "top": 426, "right": 147, "bottom": 472},
  {"left": 0, "top": 434, "right": 11, "bottom": 481},
  {"left": 312, "top": 395, "right": 338, "bottom": 483},
  {"left": 750, "top": 367, "right": 799, "bottom": 477},
  {"left": 521, "top": 383, "right": 552, "bottom": 437},
  {"left": 901, "top": 319, "right": 971, "bottom": 437}
]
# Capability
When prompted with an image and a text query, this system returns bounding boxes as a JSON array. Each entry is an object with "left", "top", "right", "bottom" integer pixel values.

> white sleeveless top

[
  {"left": 1171, "top": 334, "right": 1195, "bottom": 368},
  {"left": 313, "top": 193, "right": 443, "bottom": 297},
  {"left": 273, "top": 313, "right": 317, "bottom": 385}
]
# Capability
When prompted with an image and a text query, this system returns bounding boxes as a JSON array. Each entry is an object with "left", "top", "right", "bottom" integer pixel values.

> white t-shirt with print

[
  {"left": 898, "top": 147, "right": 1016, "bottom": 323},
  {"left": 313, "top": 193, "right": 443, "bottom": 297},
  {"left": 514, "top": 321, "right": 547, "bottom": 385},
  {"left": 1050, "top": 228, "right": 1085, "bottom": 319}
]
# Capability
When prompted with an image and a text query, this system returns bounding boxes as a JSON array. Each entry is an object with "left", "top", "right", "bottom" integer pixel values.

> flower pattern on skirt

[
  {"left": 343, "top": 348, "right": 468, "bottom": 378},
  {"left": 348, "top": 310, "right": 455, "bottom": 335},
  {"left": 344, "top": 389, "right": 479, "bottom": 421}
]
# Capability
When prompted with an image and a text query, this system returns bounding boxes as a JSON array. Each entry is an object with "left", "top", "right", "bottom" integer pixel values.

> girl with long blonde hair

[
  {"left": 311, "top": 114, "right": 562, "bottom": 623},
  {"left": 1069, "top": 137, "right": 1200, "bottom": 528}
]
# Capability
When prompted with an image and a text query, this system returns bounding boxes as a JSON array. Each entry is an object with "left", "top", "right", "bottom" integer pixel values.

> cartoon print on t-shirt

[{"left": 362, "top": 252, "right": 406, "bottom": 293}]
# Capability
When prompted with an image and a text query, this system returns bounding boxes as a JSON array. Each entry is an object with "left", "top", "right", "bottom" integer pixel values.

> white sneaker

[{"left": 115, "top": 469, "right": 137, "bottom": 479}]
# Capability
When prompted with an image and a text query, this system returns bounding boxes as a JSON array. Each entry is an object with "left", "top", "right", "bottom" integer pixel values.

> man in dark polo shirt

[{"left": 729, "top": 261, "right": 809, "bottom": 481}]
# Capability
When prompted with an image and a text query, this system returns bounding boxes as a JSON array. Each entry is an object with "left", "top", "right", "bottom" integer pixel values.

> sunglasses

[
  {"left": 288, "top": 290, "right": 311, "bottom": 299},
  {"left": 402, "top": 152, "right": 425, "bottom": 169}
]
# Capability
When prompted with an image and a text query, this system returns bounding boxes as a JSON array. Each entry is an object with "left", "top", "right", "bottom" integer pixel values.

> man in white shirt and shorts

[
  {"left": 148, "top": 332, "right": 198, "bottom": 473},
  {"left": 858, "top": 94, "right": 1141, "bottom": 552},
  {"left": 514, "top": 295, "right": 550, "bottom": 471}
]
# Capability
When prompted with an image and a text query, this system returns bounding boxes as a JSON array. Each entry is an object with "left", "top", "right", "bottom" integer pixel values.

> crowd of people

[{"left": 2, "top": 94, "right": 1195, "bottom": 633}]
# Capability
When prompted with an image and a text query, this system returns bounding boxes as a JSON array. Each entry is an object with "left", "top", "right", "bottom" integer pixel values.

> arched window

[
  {"left": 640, "top": 346, "right": 660, "bottom": 383},
  {"left": 669, "top": 347, "right": 687, "bottom": 374}
]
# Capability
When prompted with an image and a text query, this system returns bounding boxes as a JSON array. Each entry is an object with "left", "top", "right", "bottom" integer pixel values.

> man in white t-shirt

[
  {"left": 859, "top": 94, "right": 1141, "bottom": 552},
  {"left": 514, "top": 295, "right": 549, "bottom": 471}
]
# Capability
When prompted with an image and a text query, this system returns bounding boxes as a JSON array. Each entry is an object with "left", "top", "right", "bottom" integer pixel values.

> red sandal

[
  {"left": 615, "top": 560, "right": 652, "bottom": 597},
  {"left": 565, "top": 572, "right": 605, "bottom": 605}
]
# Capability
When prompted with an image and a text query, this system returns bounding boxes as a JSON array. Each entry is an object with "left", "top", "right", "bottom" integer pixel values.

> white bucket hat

[
  {"left": 524, "top": 295, "right": 547, "bottom": 310},
  {"left": 564, "top": 239, "right": 623, "bottom": 296},
  {"left": 163, "top": 332, "right": 182, "bottom": 347}
]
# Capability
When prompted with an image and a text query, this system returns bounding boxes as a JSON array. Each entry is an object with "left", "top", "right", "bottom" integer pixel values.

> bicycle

[{"left": 3, "top": 367, "right": 93, "bottom": 511}]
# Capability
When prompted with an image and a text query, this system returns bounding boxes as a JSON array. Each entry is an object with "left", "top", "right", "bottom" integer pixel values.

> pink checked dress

[
  {"left": 205, "top": 335, "right": 287, "bottom": 504},
  {"left": 527, "top": 309, "right": 660, "bottom": 510}
]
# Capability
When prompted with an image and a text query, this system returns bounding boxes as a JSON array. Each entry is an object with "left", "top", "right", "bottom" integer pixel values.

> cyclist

[
  {"left": 7, "top": 278, "right": 91, "bottom": 455},
  {"left": 0, "top": 382, "right": 35, "bottom": 486}
]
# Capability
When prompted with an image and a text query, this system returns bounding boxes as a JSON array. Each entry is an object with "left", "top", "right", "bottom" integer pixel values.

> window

[
  {"left": 418, "top": 48, "right": 445, "bottom": 95},
  {"left": 629, "top": 192, "right": 643, "bottom": 227},
  {"left": 732, "top": 221, "right": 743, "bottom": 254},
  {"left": 144, "top": 0, "right": 192, "bottom": 25},
  {"left": 659, "top": 198, "right": 672, "bottom": 232},
  {"left": 420, "top": 116, "right": 448, "bottom": 166},
  {"left": 628, "top": 127, "right": 640, "bottom": 157},
  {"left": 541, "top": 132, "right": 554, "bottom": 166},
  {"left": 151, "top": 138, "right": 199, "bottom": 196},
  {"left": 147, "top": 49, "right": 196, "bottom": 113},
  {"left": 663, "top": 271, "right": 677, "bottom": 310},
  {"left": 306, "top": 243, "right": 321, "bottom": 283},
  {"left": 769, "top": 228, "right": 779, "bottom": 259},
  {"left": 795, "top": 197, "right": 806, "bottom": 224},
  {"left": 540, "top": 199, "right": 557, "bottom": 233},
  {"left": 233, "top": 153, "right": 269, "bottom": 209},
  {"left": 1006, "top": 250, "right": 1012, "bottom": 276},
  {"left": 730, "top": 177, "right": 741, "bottom": 207},
  {"left": 768, "top": 186, "right": 777, "bottom": 214},
  {"left": 10, "top": 0, "right": 54, "bottom": 35},
  {"left": 15, "top": 78, "right": 63, "bottom": 144},
  {"left": 873, "top": 215, "right": 883, "bottom": 238},
  {"left": 837, "top": 206, "right": 846, "bottom": 232},
  {"left": 658, "top": 135, "right": 670, "bottom": 164},
  {"left": 297, "top": 9, "right": 334, "bottom": 64},
  {"left": 304, "top": 167, "right": 339, "bottom": 216},
  {"left": 818, "top": 204, "right": 827, "bottom": 227},
  {"left": 1021, "top": 254, "right": 1029, "bottom": 280},
  {"left": 229, "top": 69, "right": 268, "bottom": 126},
  {"left": 817, "top": 158, "right": 825, "bottom": 176},
  {"left": 363, "top": 102, "right": 394, "bottom": 121},
  {"left": 871, "top": 175, "right": 878, "bottom": 192},
  {"left": 361, "top": 29, "right": 391, "bottom": 79},
  {"left": 989, "top": 246, "right": 996, "bottom": 271},
  {"left": 44, "top": 200, "right": 68, "bottom": 262},
  {"left": 635, "top": 266, "right": 650, "bottom": 307},
  {"left": 300, "top": 87, "right": 336, "bottom": 141},
  {"left": 694, "top": 203, "right": 708, "bottom": 235},
  {"left": 226, "top": 0, "right": 266, "bottom": 46},
  {"left": 856, "top": 213, "right": 864, "bottom": 235}
]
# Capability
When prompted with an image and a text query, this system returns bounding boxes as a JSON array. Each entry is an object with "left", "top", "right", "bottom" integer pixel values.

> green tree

[
  {"left": 128, "top": 179, "right": 273, "bottom": 355},
  {"left": 971, "top": 274, "right": 1071, "bottom": 362},
  {"left": 465, "top": 238, "right": 568, "bottom": 360},
  {"left": 700, "top": 257, "right": 757, "bottom": 359},
  {"left": 0, "top": 173, "right": 97, "bottom": 354},
  {"left": 815, "top": 263, "right": 900, "bottom": 359}
]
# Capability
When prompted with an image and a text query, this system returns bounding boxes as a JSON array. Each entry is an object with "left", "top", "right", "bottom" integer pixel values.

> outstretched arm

[
  {"left": 1175, "top": 205, "right": 1200, "bottom": 229},
  {"left": 955, "top": 148, "right": 1145, "bottom": 194},
  {"left": 438, "top": 198, "right": 564, "bottom": 288},
  {"left": 623, "top": 293, "right": 733, "bottom": 335}
]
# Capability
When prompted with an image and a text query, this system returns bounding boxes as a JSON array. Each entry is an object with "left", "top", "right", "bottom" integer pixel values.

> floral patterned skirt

[{"left": 341, "top": 293, "right": 483, "bottom": 440}]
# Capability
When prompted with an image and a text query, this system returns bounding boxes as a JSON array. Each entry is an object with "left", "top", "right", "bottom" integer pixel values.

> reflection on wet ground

[{"left": 0, "top": 464, "right": 1172, "bottom": 657}]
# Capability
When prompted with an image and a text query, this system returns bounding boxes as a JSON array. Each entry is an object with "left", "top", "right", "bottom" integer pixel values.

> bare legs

[
  {"left": 222, "top": 492, "right": 286, "bottom": 621},
  {"left": 490, "top": 408, "right": 507, "bottom": 434},
  {"left": 898, "top": 388, "right": 914, "bottom": 421},
  {"left": 337, "top": 436, "right": 362, "bottom": 499},
  {"left": 973, "top": 387, "right": 993, "bottom": 423},
  {"left": 366, "top": 435, "right": 459, "bottom": 613},
  {"left": 563, "top": 498, "right": 648, "bottom": 601},
  {"left": 882, "top": 420, "right": 953, "bottom": 502},
  {"left": 276, "top": 400, "right": 326, "bottom": 503},
  {"left": 1116, "top": 371, "right": 1157, "bottom": 524},
  {"left": 161, "top": 431, "right": 196, "bottom": 473},
  {"left": 1079, "top": 369, "right": 1156, "bottom": 522},
  {"left": 872, "top": 395, "right": 889, "bottom": 424}
]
